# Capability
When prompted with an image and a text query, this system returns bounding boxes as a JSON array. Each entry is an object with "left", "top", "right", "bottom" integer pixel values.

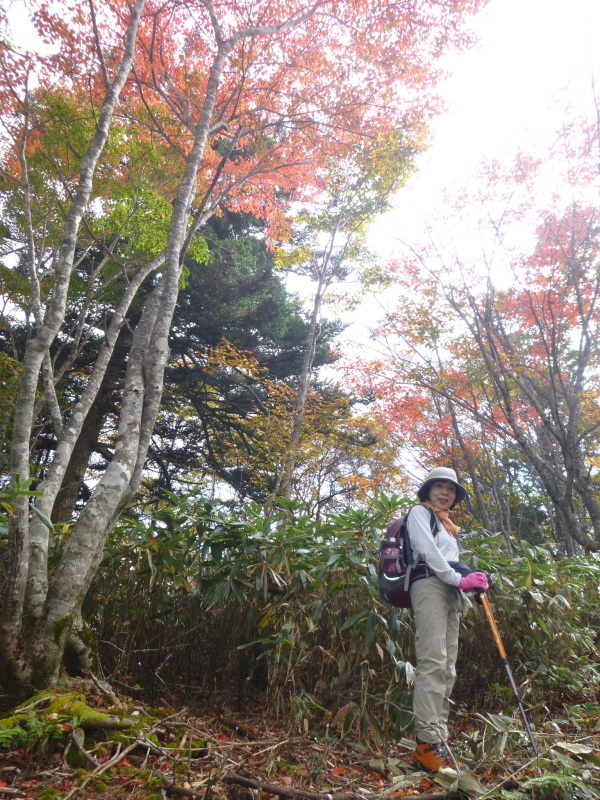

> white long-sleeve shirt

[{"left": 406, "top": 504, "right": 461, "bottom": 587}]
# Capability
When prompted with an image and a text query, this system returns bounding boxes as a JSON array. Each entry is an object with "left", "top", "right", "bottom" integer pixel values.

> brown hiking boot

[{"left": 413, "top": 741, "right": 454, "bottom": 772}]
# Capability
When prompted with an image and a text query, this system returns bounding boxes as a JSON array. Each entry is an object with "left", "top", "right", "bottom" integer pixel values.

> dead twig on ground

[
  {"left": 221, "top": 772, "right": 463, "bottom": 800},
  {"left": 62, "top": 710, "right": 187, "bottom": 800},
  {"left": 160, "top": 772, "right": 206, "bottom": 799},
  {"left": 0, "top": 787, "right": 24, "bottom": 798}
]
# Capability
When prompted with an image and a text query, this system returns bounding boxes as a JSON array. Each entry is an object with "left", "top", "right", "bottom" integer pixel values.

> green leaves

[
  {"left": 434, "top": 769, "right": 485, "bottom": 796},
  {"left": 31, "top": 505, "right": 54, "bottom": 532},
  {"left": 520, "top": 771, "right": 600, "bottom": 799},
  {"left": 91, "top": 490, "right": 600, "bottom": 761},
  {"left": 0, "top": 476, "right": 50, "bottom": 536},
  {"left": 552, "top": 741, "right": 600, "bottom": 768}
]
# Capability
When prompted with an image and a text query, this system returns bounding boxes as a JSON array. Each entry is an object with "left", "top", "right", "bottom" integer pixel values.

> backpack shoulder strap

[
  {"left": 386, "top": 505, "right": 438, "bottom": 550},
  {"left": 401, "top": 504, "right": 434, "bottom": 566},
  {"left": 423, "top": 505, "right": 438, "bottom": 535},
  {"left": 405, "top": 504, "right": 439, "bottom": 533},
  {"left": 400, "top": 505, "right": 440, "bottom": 579}
]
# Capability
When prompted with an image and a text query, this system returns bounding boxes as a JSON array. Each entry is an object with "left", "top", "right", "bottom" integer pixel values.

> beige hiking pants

[{"left": 410, "top": 576, "right": 461, "bottom": 744}]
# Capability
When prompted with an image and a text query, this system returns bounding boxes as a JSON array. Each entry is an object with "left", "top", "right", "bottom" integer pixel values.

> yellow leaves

[
  {"left": 273, "top": 244, "right": 312, "bottom": 271},
  {"left": 0, "top": 352, "right": 22, "bottom": 426},
  {"left": 201, "top": 340, "right": 266, "bottom": 380},
  {"left": 194, "top": 340, "right": 400, "bottom": 505},
  {"left": 331, "top": 701, "right": 358, "bottom": 729}
]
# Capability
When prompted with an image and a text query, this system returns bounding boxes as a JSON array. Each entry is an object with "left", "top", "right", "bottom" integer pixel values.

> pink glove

[{"left": 458, "top": 572, "right": 488, "bottom": 592}]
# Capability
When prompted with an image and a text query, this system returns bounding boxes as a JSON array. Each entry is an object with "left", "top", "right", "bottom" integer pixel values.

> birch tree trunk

[
  {"left": 446, "top": 288, "right": 598, "bottom": 549},
  {"left": 0, "top": 0, "right": 149, "bottom": 688},
  {"left": 0, "top": 0, "right": 487, "bottom": 696},
  {"left": 274, "top": 203, "right": 353, "bottom": 498},
  {"left": 273, "top": 142, "right": 412, "bottom": 498},
  {"left": 0, "top": 0, "right": 320, "bottom": 696}
]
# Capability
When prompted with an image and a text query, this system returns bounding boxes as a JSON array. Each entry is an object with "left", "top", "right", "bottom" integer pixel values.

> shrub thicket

[{"left": 88, "top": 493, "right": 599, "bottom": 745}]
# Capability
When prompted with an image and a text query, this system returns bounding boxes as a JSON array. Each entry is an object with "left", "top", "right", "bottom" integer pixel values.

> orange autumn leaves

[
  {"left": 341, "top": 122, "right": 600, "bottom": 542},
  {"left": 0, "top": 0, "right": 489, "bottom": 251}
]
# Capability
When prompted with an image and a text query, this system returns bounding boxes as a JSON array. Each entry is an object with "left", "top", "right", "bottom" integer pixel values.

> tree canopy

[
  {"left": 0, "top": 6, "right": 599, "bottom": 797},
  {"left": 0, "top": 0, "right": 487, "bottom": 694},
  {"left": 349, "top": 119, "right": 600, "bottom": 553}
]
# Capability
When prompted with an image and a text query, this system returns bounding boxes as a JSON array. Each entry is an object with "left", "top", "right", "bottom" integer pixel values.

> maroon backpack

[{"left": 377, "top": 505, "right": 437, "bottom": 608}]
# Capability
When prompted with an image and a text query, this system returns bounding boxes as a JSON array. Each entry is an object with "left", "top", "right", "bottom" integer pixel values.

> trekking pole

[{"left": 476, "top": 591, "right": 539, "bottom": 756}]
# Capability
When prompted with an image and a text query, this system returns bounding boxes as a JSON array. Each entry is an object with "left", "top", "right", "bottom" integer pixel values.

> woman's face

[{"left": 428, "top": 480, "right": 457, "bottom": 510}]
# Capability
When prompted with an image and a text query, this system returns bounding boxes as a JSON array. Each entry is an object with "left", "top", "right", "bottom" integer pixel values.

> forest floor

[{"left": 0, "top": 679, "right": 598, "bottom": 800}]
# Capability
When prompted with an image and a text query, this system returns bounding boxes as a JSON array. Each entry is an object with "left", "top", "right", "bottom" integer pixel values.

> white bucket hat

[{"left": 417, "top": 467, "right": 467, "bottom": 507}]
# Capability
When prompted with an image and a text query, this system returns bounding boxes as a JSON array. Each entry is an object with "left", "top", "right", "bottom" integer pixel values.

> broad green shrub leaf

[
  {"left": 434, "top": 769, "right": 485, "bottom": 795},
  {"left": 31, "top": 506, "right": 54, "bottom": 531},
  {"left": 553, "top": 742, "right": 600, "bottom": 767}
]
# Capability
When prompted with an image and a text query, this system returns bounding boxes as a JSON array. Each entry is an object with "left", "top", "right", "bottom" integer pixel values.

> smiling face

[{"left": 427, "top": 480, "right": 457, "bottom": 510}]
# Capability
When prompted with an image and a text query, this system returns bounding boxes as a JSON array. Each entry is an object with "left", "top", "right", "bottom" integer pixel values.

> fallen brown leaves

[
  {"left": 0, "top": 681, "right": 465, "bottom": 800},
  {"left": 3, "top": 679, "right": 598, "bottom": 800}
]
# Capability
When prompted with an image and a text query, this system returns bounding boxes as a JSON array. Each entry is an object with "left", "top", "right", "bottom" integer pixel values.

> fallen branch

[
  {"left": 89, "top": 672, "right": 123, "bottom": 708},
  {"left": 0, "top": 788, "right": 24, "bottom": 798},
  {"left": 11, "top": 696, "right": 52, "bottom": 715},
  {"left": 70, "top": 726, "right": 99, "bottom": 768},
  {"left": 63, "top": 742, "right": 125, "bottom": 800},
  {"left": 63, "top": 711, "right": 187, "bottom": 800},
  {"left": 222, "top": 772, "right": 463, "bottom": 800},
  {"left": 160, "top": 772, "right": 206, "bottom": 799},
  {"left": 478, "top": 756, "right": 539, "bottom": 799},
  {"left": 221, "top": 719, "right": 258, "bottom": 740}
]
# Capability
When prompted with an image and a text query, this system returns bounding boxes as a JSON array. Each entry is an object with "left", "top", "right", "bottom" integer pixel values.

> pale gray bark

[
  {"left": 0, "top": 0, "right": 149, "bottom": 684},
  {"left": 23, "top": 252, "right": 165, "bottom": 622},
  {"left": 427, "top": 280, "right": 598, "bottom": 550},
  {"left": 272, "top": 138, "right": 411, "bottom": 499},
  {"left": 382, "top": 253, "right": 598, "bottom": 552},
  {"left": 274, "top": 271, "right": 331, "bottom": 497},
  {"left": 274, "top": 196, "right": 351, "bottom": 498},
  {"left": 2, "top": 0, "right": 323, "bottom": 692}
]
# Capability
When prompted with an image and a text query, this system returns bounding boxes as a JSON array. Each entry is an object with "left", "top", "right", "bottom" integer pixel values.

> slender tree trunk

[
  {"left": 50, "top": 381, "right": 115, "bottom": 524},
  {"left": 0, "top": 0, "right": 148, "bottom": 686},
  {"left": 2, "top": 6, "right": 322, "bottom": 695},
  {"left": 443, "top": 396, "right": 497, "bottom": 533},
  {"left": 274, "top": 202, "right": 350, "bottom": 498},
  {"left": 573, "top": 457, "right": 600, "bottom": 547},
  {"left": 5, "top": 38, "right": 232, "bottom": 689},
  {"left": 274, "top": 278, "right": 328, "bottom": 497},
  {"left": 487, "top": 469, "right": 514, "bottom": 554},
  {"left": 552, "top": 506, "right": 575, "bottom": 558}
]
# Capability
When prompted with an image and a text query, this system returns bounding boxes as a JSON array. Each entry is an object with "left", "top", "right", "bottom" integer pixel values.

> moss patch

[
  {"left": 1, "top": 684, "right": 153, "bottom": 749},
  {"left": 52, "top": 616, "right": 74, "bottom": 645},
  {"left": 65, "top": 746, "right": 86, "bottom": 768},
  {"left": 38, "top": 789, "right": 64, "bottom": 800}
]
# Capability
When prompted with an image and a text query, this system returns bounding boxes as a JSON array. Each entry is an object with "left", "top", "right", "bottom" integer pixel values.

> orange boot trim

[{"left": 413, "top": 741, "right": 454, "bottom": 772}]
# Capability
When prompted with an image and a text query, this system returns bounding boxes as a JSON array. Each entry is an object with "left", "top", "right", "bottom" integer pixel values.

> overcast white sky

[
  {"left": 6, "top": 0, "right": 599, "bottom": 324},
  {"left": 368, "top": 0, "right": 600, "bottom": 254}
]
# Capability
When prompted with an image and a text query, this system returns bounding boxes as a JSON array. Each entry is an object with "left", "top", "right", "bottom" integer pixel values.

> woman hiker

[{"left": 408, "top": 467, "right": 488, "bottom": 772}]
